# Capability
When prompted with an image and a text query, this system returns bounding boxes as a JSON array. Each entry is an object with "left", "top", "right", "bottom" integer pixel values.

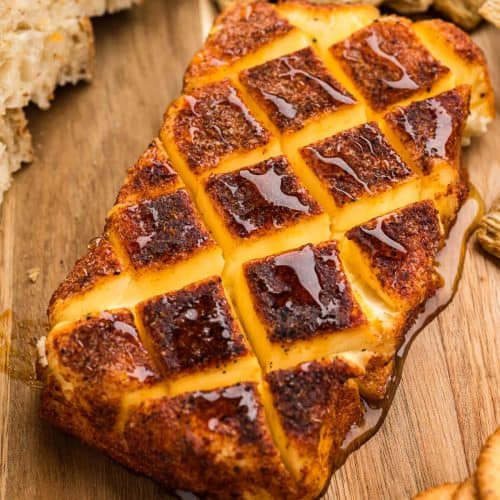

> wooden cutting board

[{"left": 0, "top": 1, "right": 498, "bottom": 498}]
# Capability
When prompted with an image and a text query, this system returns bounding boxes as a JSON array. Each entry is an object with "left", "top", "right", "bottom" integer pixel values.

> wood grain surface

[{"left": 0, "top": 1, "right": 498, "bottom": 498}]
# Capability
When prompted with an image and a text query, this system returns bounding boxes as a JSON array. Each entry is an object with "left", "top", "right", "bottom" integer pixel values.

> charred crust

[
  {"left": 40, "top": 376, "right": 117, "bottom": 449},
  {"left": 244, "top": 241, "right": 367, "bottom": 343},
  {"left": 356, "top": 354, "right": 394, "bottom": 403},
  {"left": 184, "top": 383, "right": 263, "bottom": 445},
  {"left": 53, "top": 310, "right": 160, "bottom": 388},
  {"left": 48, "top": 236, "right": 123, "bottom": 312},
  {"left": 384, "top": 86, "right": 471, "bottom": 174},
  {"left": 173, "top": 80, "right": 271, "bottom": 173},
  {"left": 205, "top": 155, "right": 323, "bottom": 239},
  {"left": 137, "top": 277, "right": 249, "bottom": 376},
  {"left": 40, "top": 373, "right": 144, "bottom": 474},
  {"left": 124, "top": 383, "right": 295, "bottom": 497},
  {"left": 267, "top": 359, "right": 362, "bottom": 454},
  {"left": 50, "top": 310, "right": 161, "bottom": 429},
  {"left": 331, "top": 17, "right": 450, "bottom": 111},
  {"left": 346, "top": 200, "right": 443, "bottom": 306},
  {"left": 301, "top": 122, "right": 413, "bottom": 206},
  {"left": 240, "top": 47, "right": 356, "bottom": 132},
  {"left": 109, "top": 189, "right": 215, "bottom": 270},
  {"left": 116, "top": 139, "right": 179, "bottom": 204},
  {"left": 184, "top": 2, "right": 293, "bottom": 82}
]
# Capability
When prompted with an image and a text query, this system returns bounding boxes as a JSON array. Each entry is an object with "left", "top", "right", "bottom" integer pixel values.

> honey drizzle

[
  {"left": 334, "top": 185, "right": 483, "bottom": 470},
  {"left": 359, "top": 218, "right": 408, "bottom": 254},
  {"left": 279, "top": 55, "right": 356, "bottom": 105},
  {"left": 402, "top": 98, "right": 453, "bottom": 158},
  {"left": 365, "top": 32, "right": 418, "bottom": 91},
  {"left": 305, "top": 146, "right": 372, "bottom": 198}
]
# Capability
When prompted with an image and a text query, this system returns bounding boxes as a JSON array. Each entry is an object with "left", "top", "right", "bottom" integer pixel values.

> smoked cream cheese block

[{"left": 38, "top": 2, "right": 495, "bottom": 498}]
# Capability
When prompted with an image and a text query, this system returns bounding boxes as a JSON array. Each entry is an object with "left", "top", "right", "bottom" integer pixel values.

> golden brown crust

[
  {"left": 421, "top": 19, "right": 486, "bottom": 66},
  {"left": 40, "top": 375, "right": 130, "bottom": 467},
  {"left": 124, "top": 383, "right": 297, "bottom": 498},
  {"left": 267, "top": 359, "right": 362, "bottom": 453},
  {"left": 346, "top": 200, "right": 443, "bottom": 309},
  {"left": 48, "top": 236, "right": 123, "bottom": 314},
  {"left": 301, "top": 122, "right": 414, "bottom": 206},
  {"left": 266, "top": 358, "right": 363, "bottom": 494},
  {"left": 116, "top": 139, "right": 180, "bottom": 205},
  {"left": 185, "top": 1, "right": 293, "bottom": 84},
  {"left": 205, "top": 155, "right": 323, "bottom": 239},
  {"left": 240, "top": 47, "right": 356, "bottom": 132},
  {"left": 108, "top": 189, "right": 216, "bottom": 270},
  {"left": 243, "top": 241, "right": 367, "bottom": 344},
  {"left": 171, "top": 80, "right": 271, "bottom": 174},
  {"left": 47, "top": 310, "right": 161, "bottom": 430},
  {"left": 331, "top": 17, "right": 450, "bottom": 111},
  {"left": 40, "top": 3, "right": 487, "bottom": 497},
  {"left": 137, "top": 277, "right": 249, "bottom": 377},
  {"left": 356, "top": 353, "right": 395, "bottom": 402},
  {"left": 435, "top": 178, "right": 470, "bottom": 234},
  {"left": 384, "top": 86, "right": 471, "bottom": 174}
]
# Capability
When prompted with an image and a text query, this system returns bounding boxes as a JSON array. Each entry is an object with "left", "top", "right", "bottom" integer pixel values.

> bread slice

[
  {"left": 0, "top": 16, "right": 94, "bottom": 204},
  {"left": 0, "top": 17, "right": 94, "bottom": 112},
  {"left": 0, "top": 108, "right": 32, "bottom": 204},
  {"left": 0, "top": 0, "right": 142, "bottom": 31},
  {"left": 480, "top": 0, "right": 500, "bottom": 27},
  {"left": 0, "top": 0, "right": 141, "bottom": 205}
]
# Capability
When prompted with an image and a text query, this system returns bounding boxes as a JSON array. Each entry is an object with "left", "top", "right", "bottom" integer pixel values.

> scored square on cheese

[
  {"left": 107, "top": 189, "right": 224, "bottom": 305},
  {"left": 262, "top": 356, "right": 364, "bottom": 497},
  {"left": 136, "top": 276, "right": 260, "bottom": 395},
  {"left": 239, "top": 46, "right": 357, "bottom": 133},
  {"left": 330, "top": 17, "right": 453, "bottom": 114},
  {"left": 196, "top": 155, "right": 330, "bottom": 283},
  {"left": 42, "top": 309, "right": 162, "bottom": 437},
  {"left": 48, "top": 236, "right": 128, "bottom": 325},
  {"left": 383, "top": 86, "right": 471, "bottom": 228},
  {"left": 234, "top": 241, "right": 381, "bottom": 371},
  {"left": 342, "top": 200, "right": 444, "bottom": 312},
  {"left": 123, "top": 382, "right": 298, "bottom": 499},
  {"left": 115, "top": 138, "right": 183, "bottom": 206},
  {"left": 239, "top": 45, "right": 367, "bottom": 154},
  {"left": 161, "top": 79, "right": 280, "bottom": 193},
  {"left": 297, "top": 121, "right": 420, "bottom": 234},
  {"left": 276, "top": 1, "right": 380, "bottom": 50},
  {"left": 413, "top": 19, "right": 495, "bottom": 141},
  {"left": 184, "top": 1, "right": 310, "bottom": 89}
]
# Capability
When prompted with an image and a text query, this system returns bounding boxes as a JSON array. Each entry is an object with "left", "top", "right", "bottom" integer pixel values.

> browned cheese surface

[{"left": 0, "top": 1, "right": 498, "bottom": 499}]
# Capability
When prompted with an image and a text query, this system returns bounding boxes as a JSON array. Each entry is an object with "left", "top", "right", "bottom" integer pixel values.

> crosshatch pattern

[{"left": 39, "top": 2, "right": 494, "bottom": 499}]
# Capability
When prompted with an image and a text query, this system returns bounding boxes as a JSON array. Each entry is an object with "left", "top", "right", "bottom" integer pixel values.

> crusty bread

[
  {"left": 480, "top": 0, "right": 500, "bottom": 27},
  {"left": 0, "top": 16, "right": 94, "bottom": 204},
  {"left": 0, "top": 0, "right": 142, "bottom": 31},
  {"left": 0, "top": 109, "right": 32, "bottom": 204},
  {"left": 0, "top": 18, "right": 94, "bottom": 112},
  {"left": 0, "top": 0, "right": 141, "bottom": 205}
]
